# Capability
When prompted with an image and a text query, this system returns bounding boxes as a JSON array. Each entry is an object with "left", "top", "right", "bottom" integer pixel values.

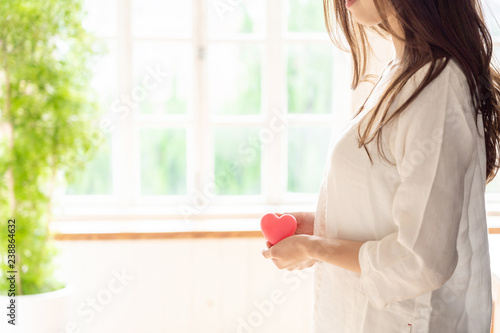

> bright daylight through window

[{"left": 59, "top": 0, "right": 500, "bottom": 218}]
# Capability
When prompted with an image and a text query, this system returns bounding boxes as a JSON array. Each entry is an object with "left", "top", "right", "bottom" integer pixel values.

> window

[
  {"left": 58, "top": 0, "right": 352, "bottom": 218},
  {"left": 484, "top": 0, "right": 500, "bottom": 203},
  {"left": 59, "top": 0, "right": 500, "bottom": 219}
]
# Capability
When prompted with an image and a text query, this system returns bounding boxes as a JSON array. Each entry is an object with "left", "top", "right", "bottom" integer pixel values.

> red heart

[{"left": 260, "top": 213, "right": 297, "bottom": 245}]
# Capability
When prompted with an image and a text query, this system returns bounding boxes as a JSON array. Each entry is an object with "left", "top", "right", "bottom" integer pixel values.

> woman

[{"left": 262, "top": 0, "right": 500, "bottom": 331}]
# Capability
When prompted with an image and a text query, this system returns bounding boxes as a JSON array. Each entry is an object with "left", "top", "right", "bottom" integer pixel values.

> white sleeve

[{"left": 357, "top": 63, "right": 478, "bottom": 310}]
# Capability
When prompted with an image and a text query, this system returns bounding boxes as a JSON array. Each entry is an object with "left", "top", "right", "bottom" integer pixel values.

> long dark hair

[{"left": 324, "top": 0, "right": 500, "bottom": 183}]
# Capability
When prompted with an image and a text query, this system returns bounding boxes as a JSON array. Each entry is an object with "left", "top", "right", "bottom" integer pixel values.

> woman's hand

[
  {"left": 262, "top": 234, "right": 317, "bottom": 270},
  {"left": 276, "top": 212, "right": 315, "bottom": 236},
  {"left": 263, "top": 235, "right": 364, "bottom": 273}
]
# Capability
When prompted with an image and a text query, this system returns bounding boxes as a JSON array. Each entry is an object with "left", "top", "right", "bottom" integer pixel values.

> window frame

[
  {"left": 55, "top": 0, "right": 500, "bottom": 225},
  {"left": 55, "top": 0, "right": 352, "bottom": 220}
]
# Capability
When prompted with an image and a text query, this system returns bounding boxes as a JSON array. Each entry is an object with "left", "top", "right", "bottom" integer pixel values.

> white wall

[{"left": 56, "top": 238, "right": 314, "bottom": 333}]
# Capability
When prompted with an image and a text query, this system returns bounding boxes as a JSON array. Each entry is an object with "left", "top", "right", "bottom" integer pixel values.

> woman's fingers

[
  {"left": 266, "top": 259, "right": 317, "bottom": 271},
  {"left": 304, "top": 259, "right": 317, "bottom": 268},
  {"left": 262, "top": 246, "right": 277, "bottom": 259}
]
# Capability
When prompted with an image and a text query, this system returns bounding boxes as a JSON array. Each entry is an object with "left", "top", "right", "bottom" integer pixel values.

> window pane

[
  {"left": 132, "top": 0, "right": 192, "bottom": 38},
  {"left": 485, "top": 0, "right": 499, "bottom": 194},
  {"left": 495, "top": 47, "right": 500, "bottom": 71},
  {"left": 207, "top": 0, "right": 266, "bottom": 36},
  {"left": 66, "top": 42, "right": 117, "bottom": 195},
  {"left": 288, "top": 127, "right": 331, "bottom": 193},
  {"left": 287, "top": 44, "right": 334, "bottom": 114},
  {"left": 286, "top": 0, "right": 327, "bottom": 33},
  {"left": 66, "top": 133, "right": 113, "bottom": 195},
  {"left": 484, "top": 0, "right": 500, "bottom": 38},
  {"left": 208, "top": 44, "right": 263, "bottom": 115},
  {"left": 140, "top": 128, "right": 187, "bottom": 195},
  {"left": 94, "top": 42, "right": 119, "bottom": 117},
  {"left": 214, "top": 128, "right": 261, "bottom": 195},
  {"left": 487, "top": 177, "right": 500, "bottom": 194},
  {"left": 83, "top": 0, "right": 118, "bottom": 37},
  {"left": 133, "top": 42, "right": 191, "bottom": 115}
]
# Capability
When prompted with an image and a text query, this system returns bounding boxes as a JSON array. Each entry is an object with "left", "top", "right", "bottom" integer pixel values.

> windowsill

[
  {"left": 51, "top": 203, "right": 313, "bottom": 240},
  {"left": 51, "top": 212, "right": 500, "bottom": 241},
  {"left": 51, "top": 219, "right": 264, "bottom": 240}
]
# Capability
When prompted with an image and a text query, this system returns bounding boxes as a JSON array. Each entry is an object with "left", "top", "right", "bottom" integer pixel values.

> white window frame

[
  {"left": 54, "top": 0, "right": 353, "bottom": 221},
  {"left": 485, "top": 35, "right": 500, "bottom": 213},
  {"left": 54, "top": 0, "right": 500, "bottom": 226}
]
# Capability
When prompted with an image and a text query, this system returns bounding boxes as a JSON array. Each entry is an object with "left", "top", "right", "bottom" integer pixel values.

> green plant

[{"left": 0, "top": 0, "right": 101, "bottom": 295}]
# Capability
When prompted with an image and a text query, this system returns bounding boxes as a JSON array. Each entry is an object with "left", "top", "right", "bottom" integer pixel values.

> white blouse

[{"left": 312, "top": 58, "right": 493, "bottom": 333}]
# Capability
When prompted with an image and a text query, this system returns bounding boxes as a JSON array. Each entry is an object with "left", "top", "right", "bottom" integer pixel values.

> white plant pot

[{"left": 0, "top": 285, "right": 73, "bottom": 333}]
